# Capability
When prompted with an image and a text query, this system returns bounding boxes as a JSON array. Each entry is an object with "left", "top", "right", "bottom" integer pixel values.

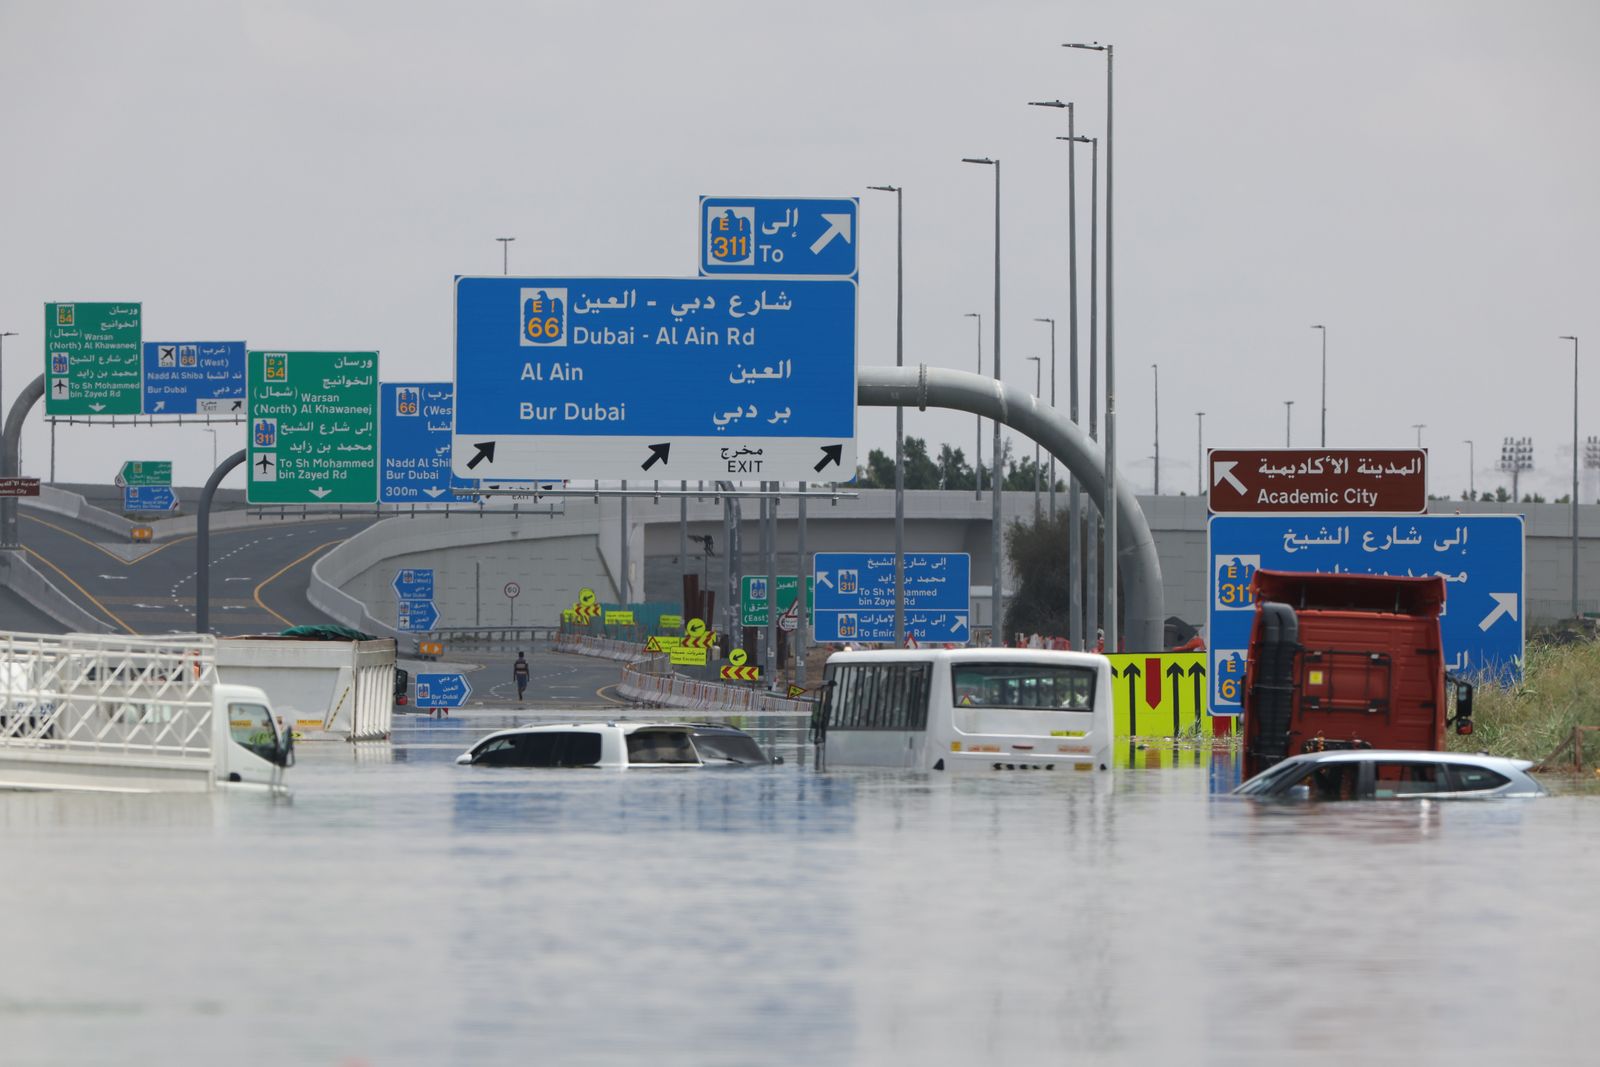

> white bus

[{"left": 813, "top": 648, "right": 1114, "bottom": 772}]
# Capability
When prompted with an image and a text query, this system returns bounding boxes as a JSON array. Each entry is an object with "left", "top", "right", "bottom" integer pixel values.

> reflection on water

[{"left": 0, "top": 724, "right": 1594, "bottom": 1066}]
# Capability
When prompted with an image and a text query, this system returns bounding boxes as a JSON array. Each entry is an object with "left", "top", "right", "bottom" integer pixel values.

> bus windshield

[{"left": 951, "top": 663, "right": 1096, "bottom": 711}]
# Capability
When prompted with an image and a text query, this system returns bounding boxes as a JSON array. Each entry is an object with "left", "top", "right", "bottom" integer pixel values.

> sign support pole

[
  {"left": 196, "top": 450, "right": 247, "bottom": 634},
  {"left": 766, "top": 482, "right": 778, "bottom": 682},
  {"left": 0, "top": 375, "right": 44, "bottom": 549},
  {"left": 620, "top": 480, "right": 629, "bottom": 605},
  {"left": 796, "top": 482, "right": 807, "bottom": 687}
]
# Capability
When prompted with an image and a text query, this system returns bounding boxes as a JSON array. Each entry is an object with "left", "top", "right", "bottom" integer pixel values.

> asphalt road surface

[{"left": 7, "top": 509, "right": 376, "bottom": 636}]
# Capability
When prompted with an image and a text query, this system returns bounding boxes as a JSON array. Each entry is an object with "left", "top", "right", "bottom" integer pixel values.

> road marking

[
  {"left": 22, "top": 548, "right": 135, "bottom": 634},
  {"left": 252, "top": 538, "right": 344, "bottom": 628},
  {"left": 20, "top": 515, "right": 191, "bottom": 567}
]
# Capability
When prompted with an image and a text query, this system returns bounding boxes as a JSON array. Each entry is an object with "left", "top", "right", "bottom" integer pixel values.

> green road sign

[
  {"left": 247, "top": 351, "right": 379, "bottom": 504},
  {"left": 741, "top": 575, "right": 814, "bottom": 627},
  {"left": 45, "top": 302, "right": 142, "bottom": 415},
  {"left": 117, "top": 461, "right": 172, "bottom": 487}
]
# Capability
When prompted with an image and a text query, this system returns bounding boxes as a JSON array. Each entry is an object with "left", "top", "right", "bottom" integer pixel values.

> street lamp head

[
  {"left": 0, "top": 331, "right": 16, "bottom": 338},
  {"left": 1057, "top": 135, "right": 1094, "bottom": 144},
  {"left": 1033, "top": 317, "right": 1054, "bottom": 325},
  {"left": 961, "top": 157, "right": 997, "bottom": 166},
  {"left": 867, "top": 185, "right": 900, "bottom": 192},
  {"left": 963, "top": 312, "right": 981, "bottom": 319},
  {"left": 1311, "top": 324, "right": 1325, "bottom": 330},
  {"left": 1062, "top": 42, "right": 1108, "bottom": 51},
  {"left": 496, "top": 236, "right": 515, "bottom": 243},
  {"left": 1560, "top": 335, "right": 1578, "bottom": 342},
  {"left": 1027, "top": 99, "right": 1067, "bottom": 108}
]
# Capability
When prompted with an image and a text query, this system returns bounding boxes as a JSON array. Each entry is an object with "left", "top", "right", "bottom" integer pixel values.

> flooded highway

[{"left": 0, "top": 714, "right": 1594, "bottom": 1066}]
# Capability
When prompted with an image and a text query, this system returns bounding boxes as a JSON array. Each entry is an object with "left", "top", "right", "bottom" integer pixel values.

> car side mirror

[{"left": 1285, "top": 783, "right": 1311, "bottom": 801}]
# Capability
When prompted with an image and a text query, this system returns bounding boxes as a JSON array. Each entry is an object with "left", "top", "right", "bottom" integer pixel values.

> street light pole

[
  {"left": 1034, "top": 317, "right": 1057, "bottom": 518},
  {"left": 1196, "top": 412, "right": 1206, "bottom": 496},
  {"left": 869, "top": 184, "right": 906, "bottom": 646},
  {"left": 1151, "top": 362, "right": 1159, "bottom": 495},
  {"left": 1413, "top": 423, "right": 1426, "bottom": 448},
  {"left": 496, "top": 237, "right": 515, "bottom": 275},
  {"left": 1026, "top": 355, "right": 1042, "bottom": 518},
  {"left": 1285, "top": 401, "right": 1294, "bottom": 446},
  {"left": 1312, "top": 325, "right": 1327, "bottom": 446},
  {"left": 965, "top": 312, "right": 983, "bottom": 500},
  {"left": 962, "top": 156, "right": 1003, "bottom": 646},
  {"left": 1065, "top": 40, "right": 1115, "bottom": 649},
  {"left": 204, "top": 428, "right": 218, "bottom": 470},
  {"left": 1463, "top": 439, "right": 1475, "bottom": 499},
  {"left": 1563, "top": 335, "right": 1580, "bottom": 619}
]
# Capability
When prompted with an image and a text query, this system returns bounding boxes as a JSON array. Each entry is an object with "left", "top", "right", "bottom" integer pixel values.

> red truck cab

[{"left": 1241, "top": 570, "right": 1471, "bottom": 780}]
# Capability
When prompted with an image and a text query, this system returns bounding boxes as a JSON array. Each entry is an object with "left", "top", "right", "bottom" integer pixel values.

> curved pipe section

[{"left": 857, "top": 364, "right": 1163, "bottom": 651}]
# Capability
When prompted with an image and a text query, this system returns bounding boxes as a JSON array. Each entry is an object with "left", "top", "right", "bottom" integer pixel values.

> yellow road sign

[
  {"left": 660, "top": 614, "right": 682, "bottom": 630},
  {"left": 1104, "top": 653, "right": 1209, "bottom": 738},
  {"left": 670, "top": 646, "right": 708, "bottom": 666}
]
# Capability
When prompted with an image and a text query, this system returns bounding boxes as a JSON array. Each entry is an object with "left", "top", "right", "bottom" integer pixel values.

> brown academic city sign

[{"left": 1207, "top": 449, "right": 1427, "bottom": 515}]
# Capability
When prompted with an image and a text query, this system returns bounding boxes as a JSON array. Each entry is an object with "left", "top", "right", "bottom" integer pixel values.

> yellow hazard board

[
  {"left": 1104, "top": 653, "right": 1210, "bottom": 738},
  {"left": 787, "top": 684, "right": 806, "bottom": 699},
  {"left": 669, "top": 646, "right": 708, "bottom": 666},
  {"left": 605, "top": 610, "right": 635, "bottom": 625},
  {"left": 660, "top": 614, "right": 682, "bottom": 630}
]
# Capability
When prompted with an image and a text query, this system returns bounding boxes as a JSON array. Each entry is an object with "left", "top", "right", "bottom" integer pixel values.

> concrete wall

[{"left": 310, "top": 487, "right": 1600, "bottom": 640}]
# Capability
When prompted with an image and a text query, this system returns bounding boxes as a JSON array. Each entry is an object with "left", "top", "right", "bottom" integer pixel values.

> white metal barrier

[{"left": 0, "top": 631, "right": 217, "bottom": 768}]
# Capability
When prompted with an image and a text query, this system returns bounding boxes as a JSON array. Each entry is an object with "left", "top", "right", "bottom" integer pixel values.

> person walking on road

[{"left": 513, "top": 652, "right": 530, "bottom": 703}]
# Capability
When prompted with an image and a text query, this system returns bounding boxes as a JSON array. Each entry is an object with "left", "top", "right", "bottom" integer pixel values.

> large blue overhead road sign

[
  {"left": 813, "top": 552, "right": 970, "bottom": 644},
  {"left": 699, "top": 197, "right": 858, "bottom": 277},
  {"left": 380, "top": 382, "right": 481, "bottom": 503},
  {"left": 392, "top": 568, "right": 434, "bottom": 601},
  {"left": 142, "top": 342, "right": 245, "bottom": 415},
  {"left": 415, "top": 673, "right": 471, "bottom": 709},
  {"left": 393, "top": 568, "right": 437, "bottom": 632},
  {"left": 1206, "top": 515, "right": 1525, "bottom": 713},
  {"left": 452, "top": 276, "right": 857, "bottom": 482}
]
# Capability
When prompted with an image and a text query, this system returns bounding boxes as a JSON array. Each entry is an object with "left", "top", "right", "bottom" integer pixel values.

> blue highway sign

[
  {"left": 381, "top": 382, "right": 480, "bottom": 503},
  {"left": 813, "top": 552, "right": 970, "bottom": 644},
  {"left": 393, "top": 568, "right": 435, "bottom": 601},
  {"left": 1207, "top": 515, "right": 1525, "bottom": 713},
  {"left": 699, "top": 197, "right": 858, "bottom": 278},
  {"left": 414, "top": 672, "right": 470, "bottom": 708},
  {"left": 397, "top": 599, "right": 439, "bottom": 633},
  {"left": 142, "top": 341, "right": 245, "bottom": 415},
  {"left": 452, "top": 276, "right": 857, "bottom": 482},
  {"left": 122, "top": 485, "right": 177, "bottom": 512}
]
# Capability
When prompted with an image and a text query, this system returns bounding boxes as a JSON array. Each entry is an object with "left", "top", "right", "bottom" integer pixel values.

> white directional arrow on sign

[
  {"left": 88, "top": 403, "right": 105, "bottom": 413},
  {"left": 423, "top": 487, "right": 447, "bottom": 499},
  {"left": 1478, "top": 592, "right": 1519, "bottom": 631},
  {"left": 1213, "top": 460, "right": 1247, "bottom": 495},
  {"left": 816, "top": 571, "right": 833, "bottom": 589},
  {"left": 309, "top": 487, "right": 332, "bottom": 499},
  {"left": 810, "top": 213, "right": 853, "bottom": 255},
  {"left": 951, "top": 615, "right": 968, "bottom": 633}
]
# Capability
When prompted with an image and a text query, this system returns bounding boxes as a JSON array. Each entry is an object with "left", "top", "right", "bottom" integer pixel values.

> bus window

[{"left": 950, "top": 663, "right": 1097, "bottom": 711}]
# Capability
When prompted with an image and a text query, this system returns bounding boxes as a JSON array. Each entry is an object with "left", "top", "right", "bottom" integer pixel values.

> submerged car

[
  {"left": 455, "top": 722, "right": 775, "bottom": 769},
  {"left": 1234, "top": 749, "right": 1546, "bottom": 801}
]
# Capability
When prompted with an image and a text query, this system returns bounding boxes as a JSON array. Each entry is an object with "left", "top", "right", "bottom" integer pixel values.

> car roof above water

[
  {"left": 825, "top": 648, "right": 1109, "bottom": 668},
  {"left": 1278, "top": 749, "right": 1535, "bottom": 772}
]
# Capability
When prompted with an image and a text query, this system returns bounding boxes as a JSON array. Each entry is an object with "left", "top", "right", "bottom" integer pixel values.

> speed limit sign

[{"left": 504, "top": 582, "right": 521, "bottom": 599}]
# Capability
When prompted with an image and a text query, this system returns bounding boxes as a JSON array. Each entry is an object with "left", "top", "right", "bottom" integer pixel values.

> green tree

[
  {"left": 936, "top": 444, "right": 975, "bottom": 490},
  {"left": 1002, "top": 510, "right": 1073, "bottom": 643},
  {"left": 902, "top": 436, "right": 940, "bottom": 489}
]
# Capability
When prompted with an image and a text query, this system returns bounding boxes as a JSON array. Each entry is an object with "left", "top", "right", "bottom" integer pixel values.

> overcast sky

[{"left": 3, "top": 0, "right": 1596, "bottom": 499}]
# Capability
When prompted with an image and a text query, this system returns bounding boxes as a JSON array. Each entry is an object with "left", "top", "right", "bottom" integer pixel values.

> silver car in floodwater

[{"left": 1235, "top": 749, "right": 1547, "bottom": 801}]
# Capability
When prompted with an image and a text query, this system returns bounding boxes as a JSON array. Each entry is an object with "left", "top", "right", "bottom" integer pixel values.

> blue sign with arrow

[
  {"left": 142, "top": 341, "right": 245, "bottom": 415},
  {"left": 451, "top": 276, "right": 857, "bottom": 482},
  {"left": 813, "top": 552, "right": 970, "bottom": 644},
  {"left": 415, "top": 672, "right": 471, "bottom": 708},
  {"left": 393, "top": 567, "right": 436, "bottom": 632},
  {"left": 380, "top": 382, "right": 481, "bottom": 504},
  {"left": 397, "top": 599, "right": 439, "bottom": 633},
  {"left": 393, "top": 568, "right": 435, "bottom": 601},
  {"left": 699, "top": 197, "right": 858, "bottom": 278},
  {"left": 1206, "top": 514, "right": 1525, "bottom": 713},
  {"left": 122, "top": 484, "right": 177, "bottom": 512}
]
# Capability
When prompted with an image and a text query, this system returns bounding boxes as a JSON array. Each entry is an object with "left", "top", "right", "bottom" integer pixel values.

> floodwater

[{"left": 1, "top": 715, "right": 1596, "bottom": 1066}]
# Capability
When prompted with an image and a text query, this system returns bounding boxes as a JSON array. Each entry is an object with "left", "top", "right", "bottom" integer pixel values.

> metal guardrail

[
  {"left": 0, "top": 632, "right": 216, "bottom": 765},
  {"left": 552, "top": 633, "right": 812, "bottom": 714},
  {"left": 430, "top": 625, "right": 563, "bottom": 648}
]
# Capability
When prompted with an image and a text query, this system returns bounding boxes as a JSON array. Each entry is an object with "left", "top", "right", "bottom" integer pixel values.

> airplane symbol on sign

[{"left": 256, "top": 455, "right": 274, "bottom": 475}]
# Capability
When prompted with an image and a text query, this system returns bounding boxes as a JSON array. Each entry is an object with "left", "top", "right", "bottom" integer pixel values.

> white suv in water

[
  {"left": 1235, "top": 750, "right": 1546, "bottom": 801},
  {"left": 456, "top": 722, "right": 773, "bottom": 769}
]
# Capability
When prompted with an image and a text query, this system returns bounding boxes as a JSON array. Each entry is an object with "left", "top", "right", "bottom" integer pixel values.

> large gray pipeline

[{"left": 856, "top": 364, "right": 1163, "bottom": 652}]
